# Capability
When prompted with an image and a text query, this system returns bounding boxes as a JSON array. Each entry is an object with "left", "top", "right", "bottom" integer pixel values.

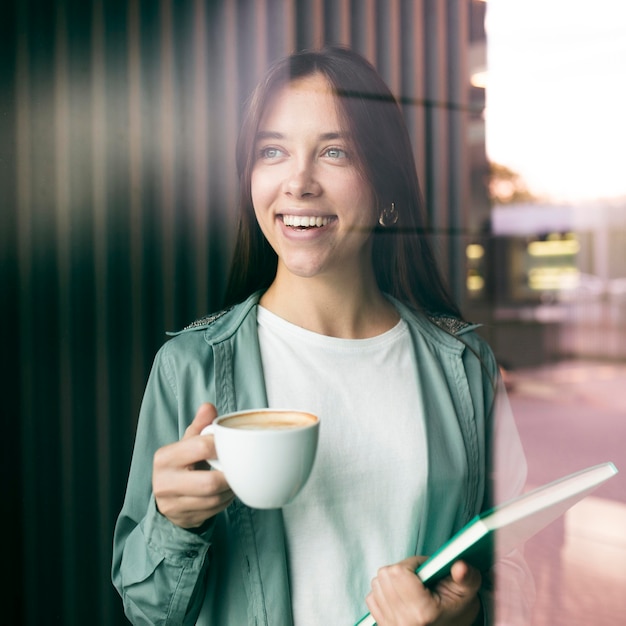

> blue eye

[
  {"left": 259, "top": 146, "right": 284, "bottom": 159},
  {"left": 325, "top": 147, "right": 347, "bottom": 159}
]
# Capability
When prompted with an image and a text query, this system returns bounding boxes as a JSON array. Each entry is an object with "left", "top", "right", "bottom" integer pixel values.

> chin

[
  {"left": 277, "top": 253, "right": 328, "bottom": 278},
  {"left": 279, "top": 259, "right": 329, "bottom": 280}
]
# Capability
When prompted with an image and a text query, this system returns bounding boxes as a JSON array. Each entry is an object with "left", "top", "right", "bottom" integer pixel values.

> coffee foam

[{"left": 220, "top": 411, "right": 317, "bottom": 431}]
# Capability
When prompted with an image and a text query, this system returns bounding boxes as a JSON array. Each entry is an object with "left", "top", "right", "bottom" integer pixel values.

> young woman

[{"left": 112, "top": 47, "right": 532, "bottom": 625}]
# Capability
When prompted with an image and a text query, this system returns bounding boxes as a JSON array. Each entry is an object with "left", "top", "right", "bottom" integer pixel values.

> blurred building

[{"left": 471, "top": 200, "right": 626, "bottom": 366}]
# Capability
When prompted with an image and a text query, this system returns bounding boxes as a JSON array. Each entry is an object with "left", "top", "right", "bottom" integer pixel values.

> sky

[{"left": 485, "top": 0, "right": 626, "bottom": 202}]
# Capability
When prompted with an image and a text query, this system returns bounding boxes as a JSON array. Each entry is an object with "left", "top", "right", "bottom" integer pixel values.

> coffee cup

[{"left": 200, "top": 408, "right": 319, "bottom": 509}]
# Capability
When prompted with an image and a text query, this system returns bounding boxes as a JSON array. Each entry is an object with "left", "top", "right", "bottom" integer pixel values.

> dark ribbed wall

[{"left": 1, "top": 1, "right": 484, "bottom": 623}]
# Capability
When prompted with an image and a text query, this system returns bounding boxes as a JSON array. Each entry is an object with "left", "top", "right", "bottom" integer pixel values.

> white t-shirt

[{"left": 257, "top": 306, "right": 427, "bottom": 625}]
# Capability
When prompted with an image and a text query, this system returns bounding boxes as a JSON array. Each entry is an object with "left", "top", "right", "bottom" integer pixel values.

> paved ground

[{"left": 505, "top": 359, "right": 626, "bottom": 626}]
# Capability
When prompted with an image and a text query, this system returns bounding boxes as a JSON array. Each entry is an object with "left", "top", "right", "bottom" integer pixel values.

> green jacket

[{"left": 112, "top": 292, "right": 526, "bottom": 625}]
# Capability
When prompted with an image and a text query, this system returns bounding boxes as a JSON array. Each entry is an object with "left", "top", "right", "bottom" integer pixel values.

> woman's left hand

[{"left": 365, "top": 557, "right": 482, "bottom": 626}]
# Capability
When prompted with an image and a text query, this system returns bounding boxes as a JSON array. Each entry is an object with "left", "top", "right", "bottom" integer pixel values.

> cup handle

[{"left": 200, "top": 424, "right": 223, "bottom": 472}]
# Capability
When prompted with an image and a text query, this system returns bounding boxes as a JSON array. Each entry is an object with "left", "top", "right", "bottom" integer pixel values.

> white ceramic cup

[{"left": 200, "top": 408, "right": 319, "bottom": 509}]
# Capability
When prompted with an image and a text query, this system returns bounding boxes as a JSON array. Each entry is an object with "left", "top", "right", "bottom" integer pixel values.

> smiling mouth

[{"left": 282, "top": 215, "right": 333, "bottom": 229}]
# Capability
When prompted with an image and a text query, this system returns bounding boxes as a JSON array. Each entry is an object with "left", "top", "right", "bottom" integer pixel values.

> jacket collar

[{"left": 173, "top": 290, "right": 480, "bottom": 353}]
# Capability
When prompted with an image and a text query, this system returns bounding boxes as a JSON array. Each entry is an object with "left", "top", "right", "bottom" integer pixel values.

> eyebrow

[{"left": 255, "top": 130, "right": 349, "bottom": 142}]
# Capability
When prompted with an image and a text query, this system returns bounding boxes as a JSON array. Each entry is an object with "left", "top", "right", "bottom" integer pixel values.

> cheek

[
  {"left": 250, "top": 171, "right": 263, "bottom": 210},
  {"left": 250, "top": 173, "right": 274, "bottom": 241},
  {"left": 339, "top": 170, "right": 378, "bottom": 223},
  {"left": 352, "top": 185, "right": 378, "bottom": 225},
  {"left": 250, "top": 184, "right": 266, "bottom": 230},
  {"left": 250, "top": 169, "right": 276, "bottom": 215}
]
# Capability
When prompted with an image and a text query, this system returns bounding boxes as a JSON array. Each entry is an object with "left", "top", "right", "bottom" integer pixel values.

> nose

[{"left": 283, "top": 159, "right": 321, "bottom": 198}]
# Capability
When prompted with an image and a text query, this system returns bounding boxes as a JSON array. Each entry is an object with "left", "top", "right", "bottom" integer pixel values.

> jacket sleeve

[{"left": 111, "top": 342, "right": 215, "bottom": 625}]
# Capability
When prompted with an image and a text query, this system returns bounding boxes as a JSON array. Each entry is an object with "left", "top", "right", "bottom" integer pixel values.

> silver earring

[{"left": 378, "top": 202, "right": 398, "bottom": 227}]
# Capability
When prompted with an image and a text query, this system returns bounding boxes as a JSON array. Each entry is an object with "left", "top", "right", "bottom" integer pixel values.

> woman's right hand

[{"left": 152, "top": 402, "right": 235, "bottom": 529}]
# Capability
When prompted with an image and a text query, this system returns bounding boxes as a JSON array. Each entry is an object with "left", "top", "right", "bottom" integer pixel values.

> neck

[{"left": 259, "top": 270, "right": 399, "bottom": 339}]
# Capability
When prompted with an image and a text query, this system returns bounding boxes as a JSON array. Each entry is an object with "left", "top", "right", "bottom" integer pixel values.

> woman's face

[{"left": 250, "top": 73, "right": 378, "bottom": 284}]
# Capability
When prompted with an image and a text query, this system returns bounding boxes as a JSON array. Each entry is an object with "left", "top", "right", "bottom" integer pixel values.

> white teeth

[{"left": 283, "top": 215, "right": 330, "bottom": 228}]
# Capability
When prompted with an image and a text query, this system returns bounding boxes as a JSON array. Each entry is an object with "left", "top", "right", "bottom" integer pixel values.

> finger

[
  {"left": 157, "top": 489, "right": 236, "bottom": 529},
  {"left": 153, "top": 465, "right": 235, "bottom": 525},
  {"left": 368, "top": 576, "right": 395, "bottom": 622},
  {"left": 374, "top": 563, "right": 431, "bottom": 623},
  {"left": 450, "top": 561, "right": 482, "bottom": 593},
  {"left": 162, "top": 486, "right": 235, "bottom": 515},
  {"left": 184, "top": 402, "right": 218, "bottom": 439},
  {"left": 154, "top": 434, "right": 218, "bottom": 472},
  {"left": 377, "top": 562, "right": 428, "bottom": 598},
  {"left": 399, "top": 555, "right": 427, "bottom": 572},
  {"left": 155, "top": 462, "right": 233, "bottom": 498},
  {"left": 364, "top": 591, "right": 384, "bottom": 624}
]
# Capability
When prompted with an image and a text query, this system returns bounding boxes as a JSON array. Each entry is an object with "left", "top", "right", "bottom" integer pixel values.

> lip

[{"left": 278, "top": 209, "right": 334, "bottom": 217}]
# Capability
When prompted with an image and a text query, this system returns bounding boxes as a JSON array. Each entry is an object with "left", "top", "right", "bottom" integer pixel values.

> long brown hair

[{"left": 223, "top": 46, "right": 462, "bottom": 319}]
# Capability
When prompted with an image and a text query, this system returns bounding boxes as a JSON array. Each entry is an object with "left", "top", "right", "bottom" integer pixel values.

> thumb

[
  {"left": 450, "top": 561, "right": 481, "bottom": 594},
  {"left": 183, "top": 402, "right": 218, "bottom": 439}
]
